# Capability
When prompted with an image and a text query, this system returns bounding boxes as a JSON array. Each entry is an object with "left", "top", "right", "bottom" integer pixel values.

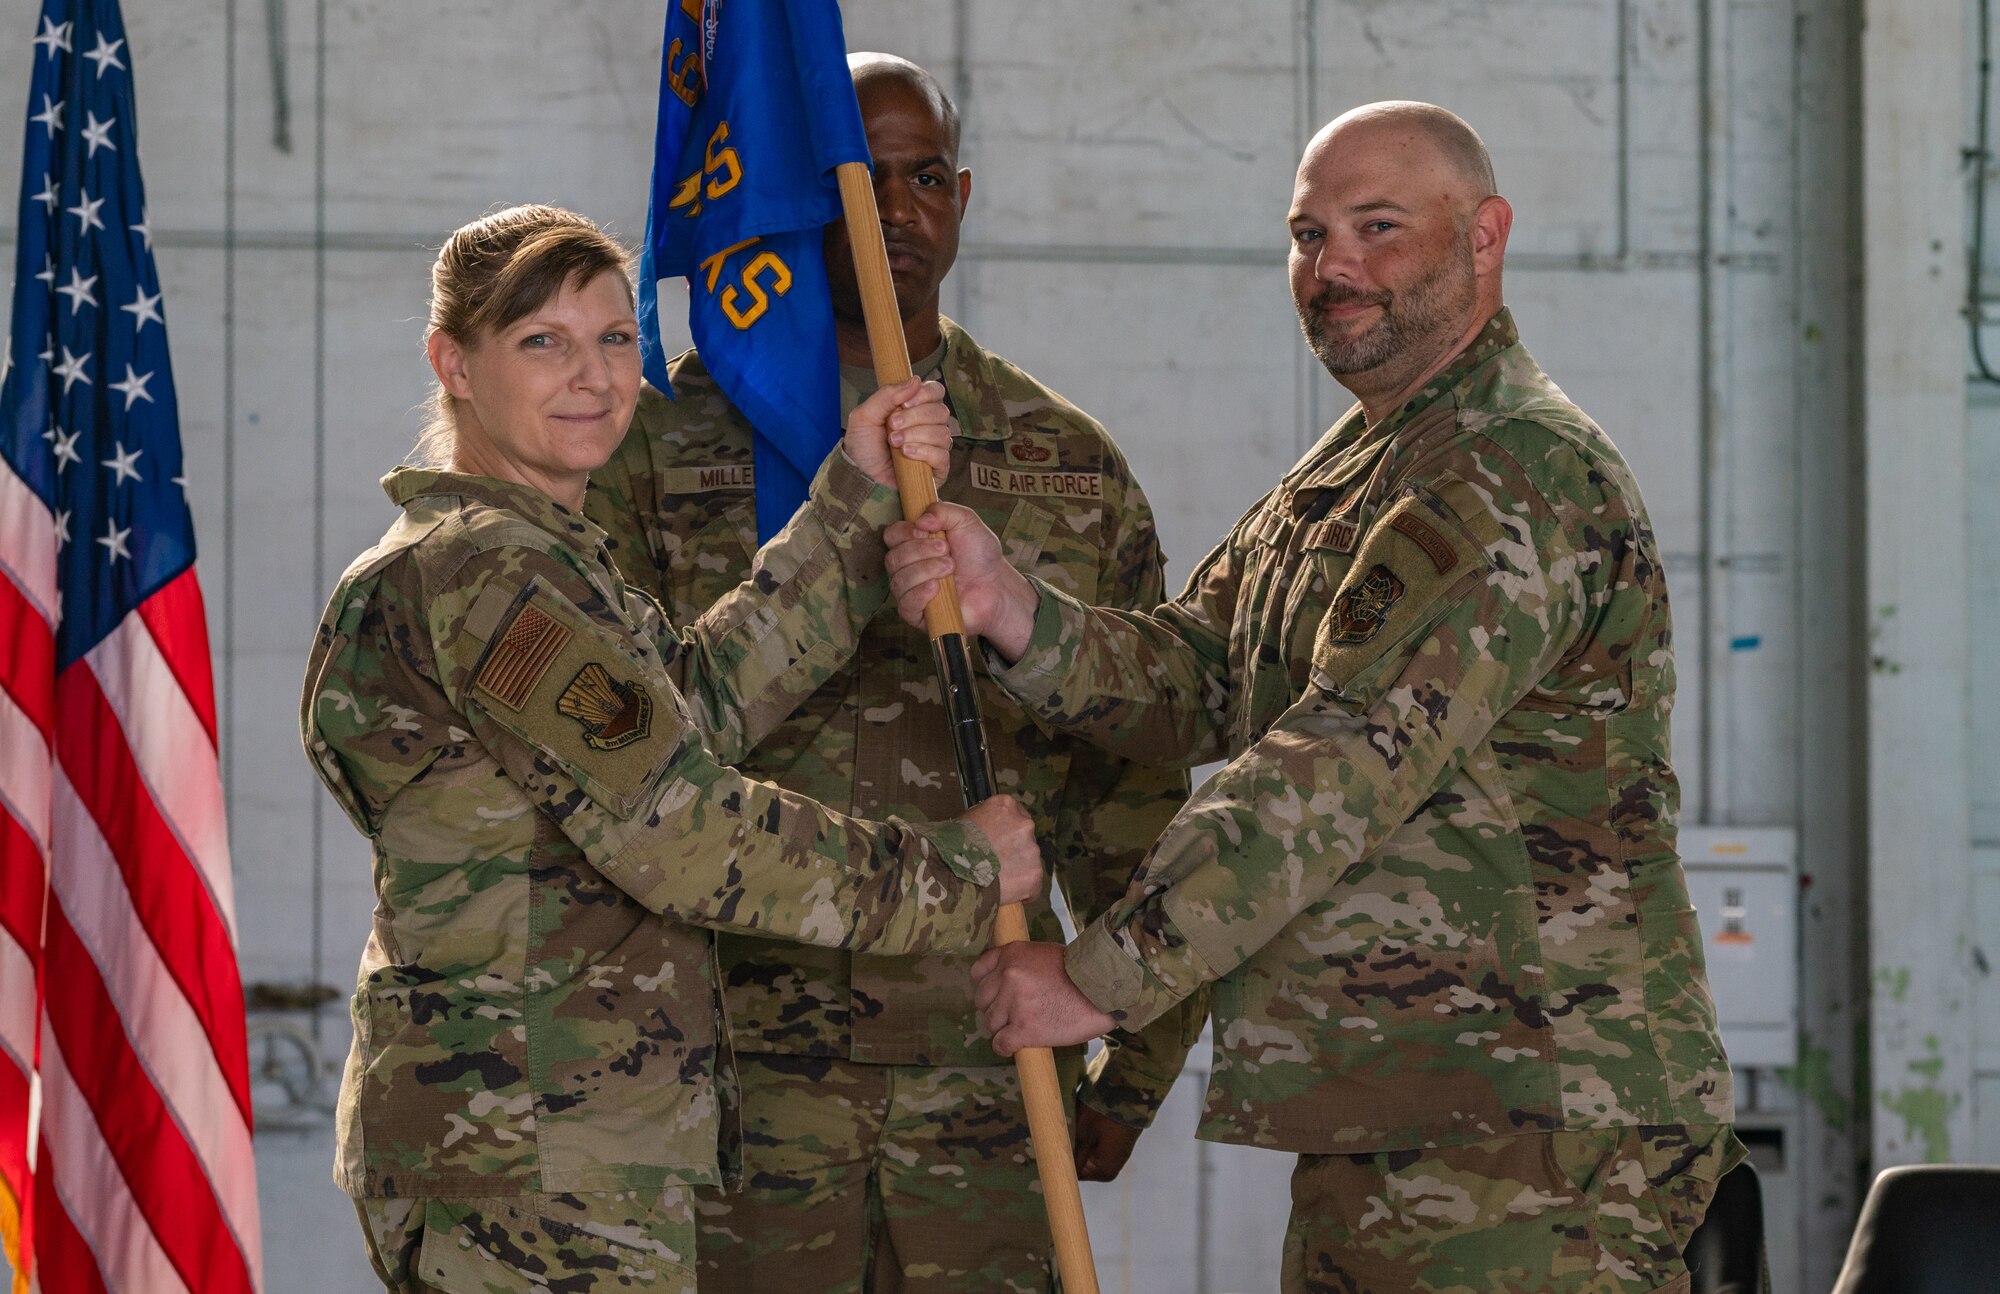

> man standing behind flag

[{"left": 592, "top": 47, "right": 1203, "bottom": 1294}]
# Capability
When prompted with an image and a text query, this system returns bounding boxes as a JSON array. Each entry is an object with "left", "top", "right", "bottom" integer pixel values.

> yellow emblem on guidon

[{"left": 557, "top": 663, "right": 654, "bottom": 751}]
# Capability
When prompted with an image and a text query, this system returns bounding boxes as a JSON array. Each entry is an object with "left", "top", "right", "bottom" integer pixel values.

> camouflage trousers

[
  {"left": 1281, "top": 1125, "right": 1742, "bottom": 1294},
  {"left": 355, "top": 1189, "right": 698, "bottom": 1293},
  {"left": 695, "top": 1053, "right": 1054, "bottom": 1293}
]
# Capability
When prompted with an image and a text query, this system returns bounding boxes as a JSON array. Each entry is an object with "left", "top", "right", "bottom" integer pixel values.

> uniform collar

[
  {"left": 1284, "top": 309, "right": 1519, "bottom": 502},
  {"left": 839, "top": 336, "right": 947, "bottom": 395},
  {"left": 382, "top": 466, "right": 613, "bottom": 554},
  {"left": 933, "top": 316, "right": 1017, "bottom": 443},
  {"left": 1361, "top": 307, "right": 1518, "bottom": 441}
]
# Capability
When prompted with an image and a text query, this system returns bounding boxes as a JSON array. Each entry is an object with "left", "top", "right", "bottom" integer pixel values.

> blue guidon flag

[{"left": 637, "top": 0, "right": 871, "bottom": 542}]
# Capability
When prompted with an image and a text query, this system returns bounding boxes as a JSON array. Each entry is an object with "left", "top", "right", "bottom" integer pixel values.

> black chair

[
  {"left": 1831, "top": 1164, "right": 2000, "bottom": 1294},
  {"left": 1686, "top": 1161, "right": 1770, "bottom": 1294}
]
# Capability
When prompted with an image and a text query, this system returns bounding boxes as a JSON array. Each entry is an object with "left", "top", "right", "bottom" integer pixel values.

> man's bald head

[
  {"left": 1307, "top": 101, "right": 1496, "bottom": 215},
  {"left": 849, "top": 52, "right": 961, "bottom": 161},
  {"left": 1287, "top": 101, "right": 1512, "bottom": 417}
]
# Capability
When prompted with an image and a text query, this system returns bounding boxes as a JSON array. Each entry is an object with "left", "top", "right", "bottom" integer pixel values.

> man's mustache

[{"left": 1308, "top": 283, "right": 1391, "bottom": 312}]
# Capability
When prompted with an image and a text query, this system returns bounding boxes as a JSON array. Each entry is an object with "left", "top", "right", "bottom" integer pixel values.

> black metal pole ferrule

[{"left": 931, "top": 632, "right": 997, "bottom": 807}]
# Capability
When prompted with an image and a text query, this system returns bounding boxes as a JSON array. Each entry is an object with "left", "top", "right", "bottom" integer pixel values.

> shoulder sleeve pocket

[
  {"left": 1310, "top": 489, "right": 1489, "bottom": 701},
  {"left": 467, "top": 576, "right": 690, "bottom": 818}
]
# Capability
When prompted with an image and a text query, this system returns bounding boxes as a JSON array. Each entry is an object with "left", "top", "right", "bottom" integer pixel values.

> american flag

[{"left": 0, "top": 1, "right": 263, "bottom": 1291}]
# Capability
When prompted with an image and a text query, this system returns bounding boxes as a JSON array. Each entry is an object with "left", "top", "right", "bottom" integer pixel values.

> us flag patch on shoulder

[{"left": 477, "top": 602, "right": 573, "bottom": 711}]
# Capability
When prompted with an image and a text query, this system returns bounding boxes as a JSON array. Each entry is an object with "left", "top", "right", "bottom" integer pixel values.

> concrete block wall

[
  {"left": 1, "top": 1, "right": 1873, "bottom": 1290},
  {"left": 1971, "top": 0, "right": 2000, "bottom": 1178}
]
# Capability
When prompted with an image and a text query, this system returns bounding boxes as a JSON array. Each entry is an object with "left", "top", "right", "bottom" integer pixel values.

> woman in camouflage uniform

[{"left": 301, "top": 206, "right": 1043, "bottom": 1293}]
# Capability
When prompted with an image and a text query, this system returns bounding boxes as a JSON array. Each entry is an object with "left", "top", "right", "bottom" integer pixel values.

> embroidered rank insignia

[
  {"left": 1007, "top": 435, "right": 1055, "bottom": 464},
  {"left": 1390, "top": 510, "right": 1459, "bottom": 575},
  {"left": 1324, "top": 564, "right": 1406, "bottom": 644},
  {"left": 556, "top": 662, "right": 653, "bottom": 751},
  {"left": 475, "top": 603, "right": 573, "bottom": 712}
]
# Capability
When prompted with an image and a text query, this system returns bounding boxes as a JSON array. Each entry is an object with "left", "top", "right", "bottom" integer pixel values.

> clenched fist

[{"left": 960, "top": 793, "right": 1045, "bottom": 907}]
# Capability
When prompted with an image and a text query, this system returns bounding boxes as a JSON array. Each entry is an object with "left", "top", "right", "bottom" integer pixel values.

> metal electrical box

[{"left": 1679, "top": 826, "right": 1799, "bottom": 1069}]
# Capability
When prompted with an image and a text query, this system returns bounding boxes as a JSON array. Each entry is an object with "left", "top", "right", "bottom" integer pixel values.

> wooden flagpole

[{"left": 833, "top": 160, "right": 1101, "bottom": 1294}]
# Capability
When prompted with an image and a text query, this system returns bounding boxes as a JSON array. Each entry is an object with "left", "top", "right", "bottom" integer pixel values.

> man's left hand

[{"left": 972, "top": 941, "right": 1114, "bottom": 1056}]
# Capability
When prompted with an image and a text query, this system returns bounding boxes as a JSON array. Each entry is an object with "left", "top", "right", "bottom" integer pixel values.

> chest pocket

[
  {"left": 998, "top": 499, "right": 1052, "bottom": 567},
  {"left": 1277, "top": 502, "right": 1362, "bottom": 692},
  {"left": 994, "top": 499, "right": 1102, "bottom": 605},
  {"left": 665, "top": 496, "right": 756, "bottom": 627}
]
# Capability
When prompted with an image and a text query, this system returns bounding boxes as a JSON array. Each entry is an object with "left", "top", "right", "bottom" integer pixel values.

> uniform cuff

[
  {"left": 1077, "top": 983, "right": 1208, "bottom": 1130},
  {"left": 909, "top": 817, "right": 1000, "bottom": 889},
  {"left": 1069, "top": 905, "right": 1221, "bottom": 1034},
  {"left": 1064, "top": 921, "right": 1166, "bottom": 1029},
  {"left": 806, "top": 447, "right": 898, "bottom": 538},
  {"left": 1078, "top": 1051, "right": 1178, "bottom": 1131},
  {"left": 908, "top": 817, "right": 1001, "bottom": 947},
  {"left": 983, "top": 575, "right": 1090, "bottom": 707}
]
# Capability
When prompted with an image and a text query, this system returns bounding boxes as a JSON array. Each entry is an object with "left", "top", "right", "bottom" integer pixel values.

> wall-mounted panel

[{"left": 1972, "top": 398, "right": 2000, "bottom": 841}]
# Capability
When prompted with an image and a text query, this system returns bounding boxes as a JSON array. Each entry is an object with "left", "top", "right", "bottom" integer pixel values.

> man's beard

[{"left": 1297, "top": 242, "right": 1476, "bottom": 377}]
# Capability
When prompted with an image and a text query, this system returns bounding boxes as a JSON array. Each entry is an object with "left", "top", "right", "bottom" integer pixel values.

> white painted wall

[{"left": 0, "top": 1, "right": 1885, "bottom": 1291}]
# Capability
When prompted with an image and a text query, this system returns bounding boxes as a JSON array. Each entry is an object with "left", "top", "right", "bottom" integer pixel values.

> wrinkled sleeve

[
  {"left": 1049, "top": 451, "right": 1205, "bottom": 1129},
  {"left": 647, "top": 447, "right": 905, "bottom": 767},
  {"left": 431, "top": 540, "right": 997, "bottom": 958},
  {"left": 1056, "top": 457, "right": 1589, "bottom": 1030},
  {"left": 984, "top": 499, "right": 1268, "bottom": 771}
]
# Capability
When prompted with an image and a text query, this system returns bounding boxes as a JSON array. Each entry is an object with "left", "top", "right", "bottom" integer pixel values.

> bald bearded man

[{"left": 885, "top": 102, "right": 1743, "bottom": 1293}]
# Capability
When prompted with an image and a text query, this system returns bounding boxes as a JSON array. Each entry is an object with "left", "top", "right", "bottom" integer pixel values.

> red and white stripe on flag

[
  {"left": 1, "top": 461, "right": 263, "bottom": 1293},
  {"left": 0, "top": 458, "right": 52, "bottom": 1289},
  {"left": 3, "top": 1, "right": 263, "bottom": 1289}
]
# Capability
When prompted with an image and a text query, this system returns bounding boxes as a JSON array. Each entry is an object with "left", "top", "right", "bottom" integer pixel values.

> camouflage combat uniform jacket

[
  {"left": 990, "top": 310, "right": 1734, "bottom": 1153},
  {"left": 302, "top": 457, "right": 1002, "bottom": 1198},
  {"left": 587, "top": 317, "right": 1201, "bottom": 1123}
]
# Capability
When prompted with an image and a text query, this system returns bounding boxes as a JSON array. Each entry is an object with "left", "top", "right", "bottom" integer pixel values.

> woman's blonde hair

[{"left": 412, "top": 204, "right": 633, "bottom": 467}]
